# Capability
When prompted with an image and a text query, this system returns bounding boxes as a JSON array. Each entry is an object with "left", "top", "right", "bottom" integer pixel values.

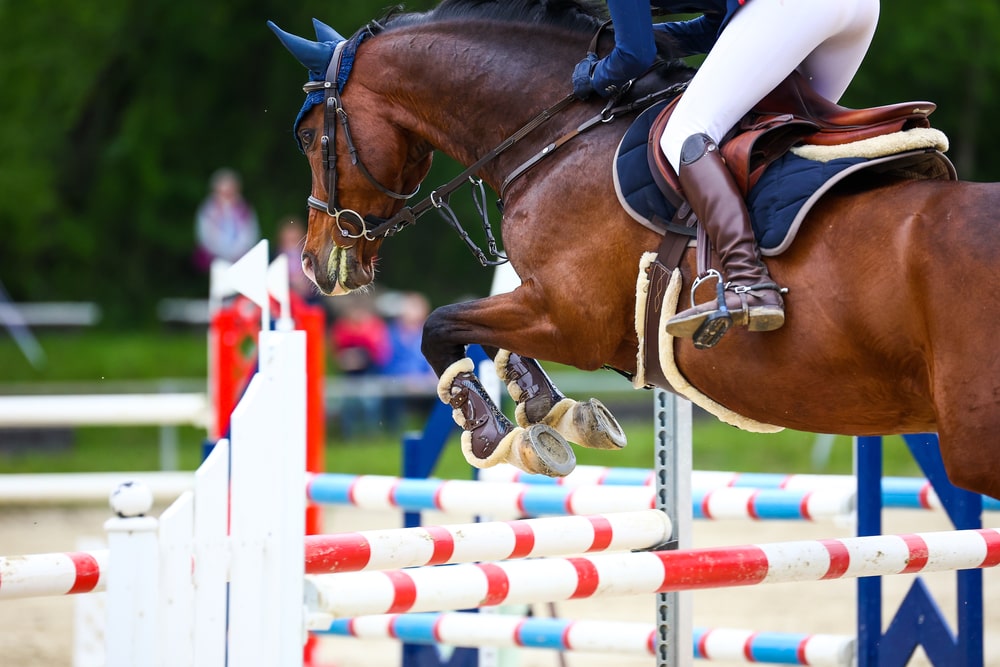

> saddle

[{"left": 649, "top": 70, "right": 936, "bottom": 200}]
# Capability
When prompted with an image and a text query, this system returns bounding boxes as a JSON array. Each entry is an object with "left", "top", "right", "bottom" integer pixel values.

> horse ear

[
  {"left": 267, "top": 20, "right": 336, "bottom": 74},
  {"left": 311, "top": 18, "right": 344, "bottom": 43}
]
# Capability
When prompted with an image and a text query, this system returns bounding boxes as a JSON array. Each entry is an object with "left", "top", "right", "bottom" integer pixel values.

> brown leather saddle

[
  {"left": 649, "top": 70, "right": 935, "bottom": 202},
  {"left": 639, "top": 72, "right": 937, "bottom": 388}
]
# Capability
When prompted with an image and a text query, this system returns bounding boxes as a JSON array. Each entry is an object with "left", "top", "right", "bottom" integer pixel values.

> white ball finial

[{"left": 109, "top": 481, "right": 154, "bottom": 517}]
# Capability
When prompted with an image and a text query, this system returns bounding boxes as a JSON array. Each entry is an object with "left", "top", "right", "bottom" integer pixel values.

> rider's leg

[
  {"left": 665, "top": 133, "right": 785, "bottom": 347},
  {"left": 660, "top": 0, "right": 878, "bottom": 347},
  {"left": 793, "top": 1, "right": 880, "bottom": 103},
  {"left": 661, "top": 0, "right": 879, "bottom": 167}
]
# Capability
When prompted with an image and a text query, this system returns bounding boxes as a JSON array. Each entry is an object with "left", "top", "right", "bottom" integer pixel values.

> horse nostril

[{"left": 301, "top": 251, "right": 317, "bottom": 282}]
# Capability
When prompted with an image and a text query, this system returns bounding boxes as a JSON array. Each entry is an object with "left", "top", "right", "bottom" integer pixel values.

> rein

[
  {"left": 303, "top": 21, "right": 683, "bottom": 266},
  {"left": 400, "top": 83, "right": 685, "bottom": 266},
  {"left": 383, "top": 93, "right": 579, "bottom": 266},
  {"left": 501, "top": 83, "right": 687, "bottom": 198}
]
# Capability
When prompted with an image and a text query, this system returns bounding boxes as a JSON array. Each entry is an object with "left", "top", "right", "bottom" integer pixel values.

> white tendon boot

[
  {"left": 437, "top": 357, "right": 576, "bottom": 477},
  {"left": 494, "top": 350, "right": 626, "bottom": 451}
]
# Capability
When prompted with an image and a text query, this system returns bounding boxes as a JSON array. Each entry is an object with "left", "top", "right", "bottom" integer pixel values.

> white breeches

[{"left": 660, "top": 0, "right": 880, "bottom": 171}]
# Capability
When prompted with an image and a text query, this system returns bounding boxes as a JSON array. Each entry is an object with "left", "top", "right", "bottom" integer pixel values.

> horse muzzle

[{"left": 301, "top": 245, "right": 373, "bottom": 296}]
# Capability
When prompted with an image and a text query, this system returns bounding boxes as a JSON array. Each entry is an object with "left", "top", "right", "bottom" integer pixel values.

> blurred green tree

[{"left": 843, "top": 0, "right": 1000, "bottom": 181}]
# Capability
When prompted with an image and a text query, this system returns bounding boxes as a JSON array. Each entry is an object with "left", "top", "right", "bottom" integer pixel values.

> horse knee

[{"left": 421, "top": 307, "right": 464, "bottom": 376}]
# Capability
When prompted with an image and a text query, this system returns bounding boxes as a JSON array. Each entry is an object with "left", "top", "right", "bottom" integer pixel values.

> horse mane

[
  {"left": 381, "top": 0, "right": 607, "bottom": 33},
  {"left": 378, "top": 0, "right": 689, "bottom": 74}
]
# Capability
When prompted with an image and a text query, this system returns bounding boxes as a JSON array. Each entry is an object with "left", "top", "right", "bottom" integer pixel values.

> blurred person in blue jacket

[{"left": 382, "top": 292, "right": 436, "bottom": 432}]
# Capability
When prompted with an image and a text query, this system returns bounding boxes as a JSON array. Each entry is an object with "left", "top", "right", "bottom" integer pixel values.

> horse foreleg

[
  {"left": 438, "top": 357, "right": 576, "bottom": 477},
  {"left": 423, "top": 294, "right": 631, "bottom": 475},
  {"left": 493, "top": 350, "right": 626, "bottom": 451}
]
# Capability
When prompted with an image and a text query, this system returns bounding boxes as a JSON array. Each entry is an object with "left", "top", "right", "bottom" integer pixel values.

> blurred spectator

[
  {"left": 193, "top": 168, "right": 260, "bottom": 271},
  {"left": 382, "top": 292, "right": 436, "bottom": 432},
  {"left": 329, "top": 294, "right": 391, "bottom": 438},
  {"left": 275, "top": 217, "right": 320, "bottom": 306},
  {"left": 383, "top": 292, "right": 434, "bottom": 379}
]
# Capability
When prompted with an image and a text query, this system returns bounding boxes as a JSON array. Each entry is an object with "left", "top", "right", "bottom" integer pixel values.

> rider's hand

[{"left": 572, "top": 53, "right": 599, "bottom": 100}]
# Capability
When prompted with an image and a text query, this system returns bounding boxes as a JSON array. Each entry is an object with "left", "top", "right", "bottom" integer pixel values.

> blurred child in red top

[
  {"left": 329, "top": 294, "right": 390, "bottom": 438},
  {"left": 329, "top": 295, "right": 390, "bottom": 376}
]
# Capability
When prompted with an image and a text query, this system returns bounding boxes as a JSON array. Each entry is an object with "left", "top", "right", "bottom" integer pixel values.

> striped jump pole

[
  {"left": 304, "top": 510, "right": 671, "bottom": 573},
  {"left": 481, "top": 465, "right": 871, "bottom": 490},
  {"left": 479, "top": 464, "right": 1000, "bottom": 512},
  {"left": 0, "top": 550, "right": 107, "bottom": 599},
  {"left": 0, "top": 511, "right": 670, "bottom": 599},
  {"left": 479, "top": 464, "right": 658, "bottom": 487},
  {"left": 12, "top": 468, "right": 985, "bottom": 514},
  {"left": 305, "top": 528, "right": 1000, "bottom": 619},
  {"left": 694, "top": 627, "right": 853, "bottom": 666},
  {"left": 692, "top": 487, "right": 852, "bottom": 521},
  {"left": 313, "top": 612, "right": 854, "bottom": 667},
  {"left": 306, "top": 473, "right": 854, "bottom": 521},
  {"left": 482, "top": 464, "right": 873, "bottom": 489}
]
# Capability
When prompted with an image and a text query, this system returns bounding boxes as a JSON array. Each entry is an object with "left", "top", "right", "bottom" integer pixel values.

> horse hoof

[
  {"left": 553, "top": 398, "right": 627, "bottom": 450},
  {"left": 576, "top": 398, "right": 627, "bottom": 450},
  {"left": 509, "top": 423, "right": 576, "bottom": 477}
]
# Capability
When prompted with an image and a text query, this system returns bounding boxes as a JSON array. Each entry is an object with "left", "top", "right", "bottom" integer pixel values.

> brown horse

[{"left": 270, "top": 1, "right": 1000, "bottom": 499}]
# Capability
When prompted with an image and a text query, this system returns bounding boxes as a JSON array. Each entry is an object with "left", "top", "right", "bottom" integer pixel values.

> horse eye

[{"left": 299, "top": 129, "right": 315, "bottom": 148}]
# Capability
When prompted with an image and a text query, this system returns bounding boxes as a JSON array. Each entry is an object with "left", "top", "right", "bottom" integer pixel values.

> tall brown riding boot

[{"left": 664, "top": 133, "right": 785, "bottom": 349}]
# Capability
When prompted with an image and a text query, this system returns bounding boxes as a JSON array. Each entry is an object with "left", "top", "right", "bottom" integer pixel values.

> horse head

[{"left": 269, "top": 18, "right": 434, "bottom": 295}]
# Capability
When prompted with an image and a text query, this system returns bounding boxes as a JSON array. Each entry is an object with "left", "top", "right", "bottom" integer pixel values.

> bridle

[
  {"left": 302, "top": 24, "right": 420, "bottom": 244},
  {"left": 299, "top": 22, "right": 574, "bottom": 263},
  {"left": 299, "top": 21, "right": 685, "bottom": 265}
]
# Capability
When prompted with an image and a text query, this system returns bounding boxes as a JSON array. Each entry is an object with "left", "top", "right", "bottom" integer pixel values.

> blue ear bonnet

[
  {"left": 268, "top": 19, "right": 373, "bottom": 153},
  {"left": 295, "top": 88, "right": 328, "bottom": 151}
]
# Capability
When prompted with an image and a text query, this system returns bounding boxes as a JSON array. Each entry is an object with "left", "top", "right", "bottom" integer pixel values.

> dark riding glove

[{"left": 572, "top": 53, "right": 599, "bottom": 100}]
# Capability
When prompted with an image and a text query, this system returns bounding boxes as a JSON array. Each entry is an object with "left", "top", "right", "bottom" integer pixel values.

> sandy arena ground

[{"left": 1, "top": 502, "right": 998, "bottom": 667}]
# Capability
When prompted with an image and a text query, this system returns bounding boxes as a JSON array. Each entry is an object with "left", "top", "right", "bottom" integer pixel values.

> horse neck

[{"left": 353, "top": 22, "right": 591, "bottom": 189}]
